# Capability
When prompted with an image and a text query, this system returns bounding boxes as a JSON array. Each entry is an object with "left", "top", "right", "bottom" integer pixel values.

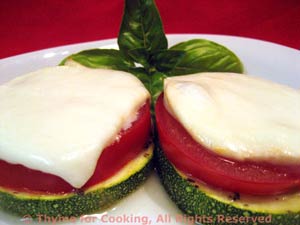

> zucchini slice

[
  {"left": 0, "top": 145, "right": 153, "bottom": 218},
  {"left": 156, "top": 146, "right": 300, "bottom": 225}
]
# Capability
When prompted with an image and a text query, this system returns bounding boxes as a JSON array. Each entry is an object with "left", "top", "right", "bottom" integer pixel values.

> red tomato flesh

[
  {"left": 0, "top": 102, "right": 151, "bottom": 194},
  {"left": 156, "top": 95, "right": 300, "bottom": 195}
]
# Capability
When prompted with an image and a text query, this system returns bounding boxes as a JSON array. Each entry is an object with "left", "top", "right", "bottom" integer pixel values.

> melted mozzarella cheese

[
  {"left": 164, "top": 73, "right": 300, "bottom": 164},
  {"left": 0, "top": 66, "right": 149, "bottom": 188}
]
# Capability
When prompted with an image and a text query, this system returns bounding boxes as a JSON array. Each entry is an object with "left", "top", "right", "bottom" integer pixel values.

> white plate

[{"left": 0, "top": 34, "right": 300, "bottom": 225}]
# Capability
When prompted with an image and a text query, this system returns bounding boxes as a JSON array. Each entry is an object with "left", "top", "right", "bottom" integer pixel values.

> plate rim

[{"left": 1, "top": 33, "right": 299, "bottom": 61}]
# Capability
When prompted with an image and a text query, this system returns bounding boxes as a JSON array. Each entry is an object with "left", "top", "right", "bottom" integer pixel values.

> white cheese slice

[
  {"left": 164, "top": 72, "right": 300, "bottom": 164},
  {"left": 0, "top": 66, "right": 149, "bottom": 188}
]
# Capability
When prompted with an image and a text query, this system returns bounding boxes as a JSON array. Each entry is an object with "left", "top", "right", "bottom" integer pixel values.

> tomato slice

[
  {"left": 0, "top": 101, "right": 151, "bottom": 194},
  {"left": 156, "top": 95, "right": 300, "bottom": 195}
]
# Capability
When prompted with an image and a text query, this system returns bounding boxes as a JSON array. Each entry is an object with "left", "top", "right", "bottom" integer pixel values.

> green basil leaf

[
  {"left": 150, "top": 49, "right": 185, "bottom": 72},
  {"left": 169, "top": 39, "right": 244, "bottom": 75},
  {"left": 59, "top": 49, "right": 134, "bottom": 71},
  {"left": 118, "top": 0, "right": 168, "bottom": 64},
  {"left": 128, "top": 67, "right": 151, "bottom": 90},
  {"left": 128, "top": 48, "right": 150, "bottom": 69},
  {"left": 150, "top": 71, "right": 167, "bottom": 104},
  {"left": 128, "top": 68, "right": 166, "bottom": 103},
  {"left": 128, "top": 68, "right": 166, "bottom": 113}
]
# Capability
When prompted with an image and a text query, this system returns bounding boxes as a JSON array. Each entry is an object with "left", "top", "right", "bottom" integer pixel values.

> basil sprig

[{"left": 60, "top": 0, "right": 244, "bottom": 109}]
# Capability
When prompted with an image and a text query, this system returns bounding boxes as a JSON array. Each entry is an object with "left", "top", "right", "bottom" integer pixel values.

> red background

[{"left": 1, "top": 0, "right": 300, "bottom": 59}]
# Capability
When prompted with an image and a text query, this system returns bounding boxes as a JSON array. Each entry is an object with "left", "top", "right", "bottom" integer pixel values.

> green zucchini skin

[
  {"left": 155, "top": 146, "right": 300, "bottom": 225},
  {"left": 0, "top": 148, "right": 153, "bottom": 218}
]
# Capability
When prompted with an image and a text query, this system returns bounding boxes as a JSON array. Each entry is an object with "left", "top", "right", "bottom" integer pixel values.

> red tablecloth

[{"left": 1, "top": 0, "right": 300, "bottom": 59}]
